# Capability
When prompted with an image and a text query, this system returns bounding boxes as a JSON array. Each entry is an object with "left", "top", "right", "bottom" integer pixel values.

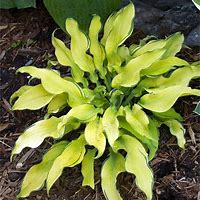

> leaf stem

[
  {"left": 122, "top": 90, "right": 135, "bottom": 106},
  {"left": 102, "top": 73, "right": 111, "bottom": 92}
]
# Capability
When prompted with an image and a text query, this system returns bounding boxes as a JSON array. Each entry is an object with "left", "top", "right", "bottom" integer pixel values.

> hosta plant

[{"left": 11, "top": 3, "right": 200, "bottom": 200}]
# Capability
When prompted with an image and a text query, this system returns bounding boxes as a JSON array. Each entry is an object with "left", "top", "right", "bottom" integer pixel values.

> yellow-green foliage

[{"left": 11, "top": 3, "right": 200, "bottom": 200}]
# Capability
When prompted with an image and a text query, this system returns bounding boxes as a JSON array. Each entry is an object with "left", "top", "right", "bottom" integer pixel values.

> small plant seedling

[{"left": 10, "top": 40, "right": 22, "bottom": 49}]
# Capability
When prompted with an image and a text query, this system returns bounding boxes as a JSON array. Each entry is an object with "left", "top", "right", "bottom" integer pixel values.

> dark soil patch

[{"left": 0, "top": 3, "right": 200, "bottom": 200}]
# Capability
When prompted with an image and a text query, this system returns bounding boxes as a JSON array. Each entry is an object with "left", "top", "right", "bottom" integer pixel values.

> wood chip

[
  {"left": 0, "top": 25, "right": 8, "bottom": 31},
  {"left": 0, "top": 123, "right": 13, "bottom": 132},
  {"left": 188, "top": 125, "right": 196, "bottom": 144}
]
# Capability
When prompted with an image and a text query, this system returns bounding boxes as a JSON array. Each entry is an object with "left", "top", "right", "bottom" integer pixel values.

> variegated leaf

[
  {"left": 112, "top": 49, "right": 165, "bottom": 88},
  {"left": 13, "top": 84, "right": 54, "bottom": 110},
  {"left": 85, "top": 118, "right": 106, "bottom": 158},
  {"left": 162, "top": 32, "right": 184, "bottom": 58},
  {"left": 81, "top": 149, "right": 96, "bottom": 189},
  {"left": 102, "top": 107, "right": 119, "bottom": 146},
  {"left": 152, "top": 108, "right": 183, "bottom": 122},
  {"left": 140, "top": 86, "right": 200, "bottom": 112},
  {"left": 147, "top": 65, "right": 200, "bottom": 92},
  {"left": 47, "top": 93, "right": 68, "bottom": 114},
  {"left": 101, "top": 151, "right": 125, "bottom": 200},
  {"left": 164, "top": 119, "right": 186, "bottom": 148},
  {"left": 10, "top": 85, "right": 32, "bottom": 104},
  {"left": 46, "top": 135, "right": 86, "bottom": 193},
  {"left": 58, "top": 104, "right": 101, "bottom": 131},
  {"left": 114, "top": 135, "right": 153, "bottom": 200},
  {"left": 124, "top": 105, "right": 158, "bottom": 159},
  {"left": 117, "top": 46, "right": 130, "bottom": 64},
  {"left": 18, "top": 141, "right": 68, "bottom": 198},
  {"left": 141, "top": 57, "right": 189, "bottom": 76},
  {"left": 133, "top": 39, "right": 166, "bottom": 57},
  {"left": 11, "top": 117, "right": 64, "bottom": 158},
  {"left": 105, "top": 3, "right": 135, "bottom": 67},
  {"left": 52, "top": 33, "right": 86, "bottom": 85},
  {"left": 134, "top": 65, "right": 200, "bottom": 96},
  {"left": 17, "top": 66, "right": 85, "bottom": 106},
  {"left": 124, "top": 105, "right": 149, "bottom": 138},
  {"left": 101, "top": 12, "right": 118, "bottom": 46},
  {"left": 147, "top": 118, "right": 159, "bottom": 160},
  {"left": 65, "top": 18, "right": 97, "bottom": 82},
  {"left": 89, "top": 15, "right": 106, "bottom": 76}
]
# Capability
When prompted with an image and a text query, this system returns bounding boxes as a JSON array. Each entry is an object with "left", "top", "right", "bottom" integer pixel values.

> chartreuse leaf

[
  {"left": 11, "top": 117, "right": 64, "bottom": 158},
  {"left": 140, "top": 86, "right": 200, "bottom": 112},
  {"left": 118, "top": 116, "right": 141, "bottom": 138},
  {"left": 133, "top": 32, "right": 183, "bottom": 59},
  {"left": 18, "top": 141, "right": 67, "bottom": 198},
  {"left": 152, "top": 108, "right": 183, "bottom": 122},
  {"left": 13, "top": 84, "right": 54, "bottom": 110},
  {"left": 58, "top": 104, "right": 101, "bottom": 131},
  {"left": 162, "top": 32, "right": 184, "bottom": 58},
  {"left": 102, "top": 107, "right": 119, "bottom": 146},
  {"left": 52, "top": 32, "right": 74, "bottom": 67},
  {"left": 164, "top": 120, "right": 186, "bottom": 148},
  {"left": 105, "top": 3, "right": 135, "bottom": 67},
  {"left": 85, "top": 118, "right": 106, "bottom": 158},
  {"left": 129, "top": 43, "right": 140, "bottom": 55},
  {"left": 101, "top": 150, "right": 125, "bottom": 200},
  {"left": 134, "top": 65, "right": 200, "bottom": 96},
  {"left": 133, "top": 39, "right": 166, "bottom": 57},
  {"left": 118, "top": 116, "right": 158, "bottom": 160},
  {"left": 65, "top": 19, "right": 97, "bottom": 82},
  {"left": 192, "top": 61, "right": 200, "bottom": 66},
  {"left": 125, "top": 105, "right": 149, "bottom": 137},
  {"left": 46, "top": 135, "right": 86, "bottom": 193},
  {"left": 147, "top": 118, "right": 159, "bottom": 160},
  {"left": 112, "top": 49, "right": 165, "bottom": 88},
  {"left": 117, "top": 46, "right": 130, "bottom": 63},
  {"left": 81, "top": 149, "right": 97, "bottom": 189},
  {"left": 147, "top": 65, "right": 200, "bottom": 92},
  {"left": 141, "top": 57, "right": 189, "bottom": 76},
  {"left": 17, "top": 66, "right": 77, "bottom": 94},
  {"left": 89, "top": 16, "right": 106, "bottom": 77},
  {"left": 101, "top": 12, "right": 118, "bottom": 46},
  {"left": 10, "top": 85, "right": 32, "bottom": 104},
  {"left": 64, "top": 104, "right": 100, "bottom": 122},
  {"left": 105, "top": 3, "right": 134, "bottom": 50},
  {"left": 17, "top": 66, "right": 85, "bottom": 106},
  {"left": 52, "top": 33, "right": 86, "bottom": 85},
  {"left": 114, "top": 135, "right": 153, "bottom": 200},
  {"left": 124, "top": 105, "right": 158, "bottom": 159},
  {"left": 71, "top": 145, "right": 87, "bottom": 168},
  {"left": 47, "top": 93, "right": 68, "bottom": 114},
  {"left": 63, "top": 117, "right": 81, "bottom": 134}
]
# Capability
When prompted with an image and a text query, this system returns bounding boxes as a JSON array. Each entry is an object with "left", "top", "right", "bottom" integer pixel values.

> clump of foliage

[{"left": 11, "top": 3, "right": 200, "bottom": 200}]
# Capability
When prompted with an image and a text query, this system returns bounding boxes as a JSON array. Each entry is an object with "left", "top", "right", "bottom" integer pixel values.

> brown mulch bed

[{"left": 0, "top": 4, "right": 200, "bottom": 200}]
